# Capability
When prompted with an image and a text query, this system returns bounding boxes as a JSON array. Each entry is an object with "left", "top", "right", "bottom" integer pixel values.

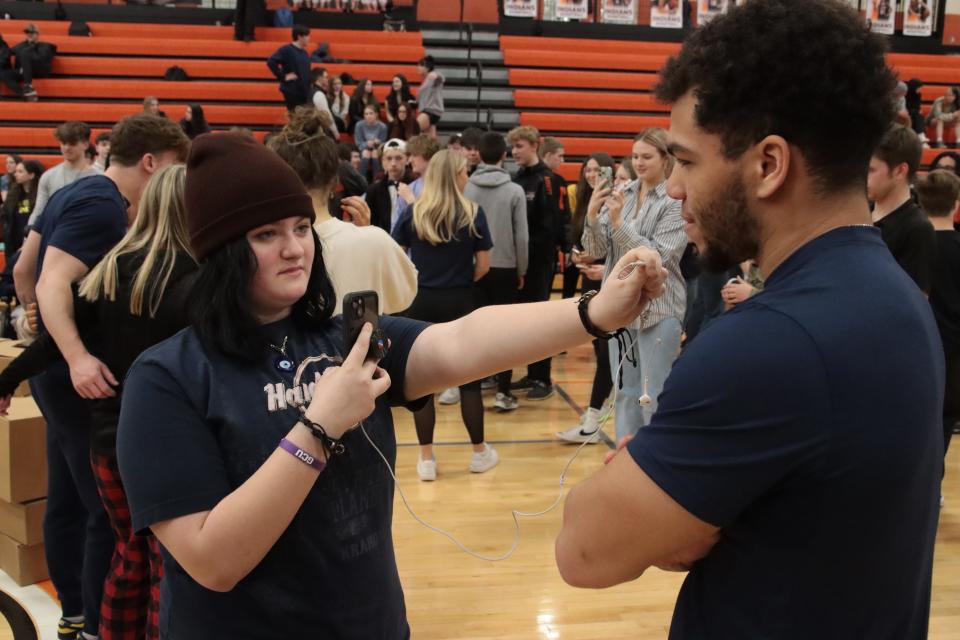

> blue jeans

[
  {"left": 608, "top": 317, "right": 682, "bottom": 441},
  {"left": 30, "top": 363, "right": 113, "bottom": 634}
]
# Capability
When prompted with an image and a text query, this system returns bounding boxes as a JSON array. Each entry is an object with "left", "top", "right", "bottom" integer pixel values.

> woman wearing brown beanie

[{"left": 115, "top": 133, "right": 666, "bottom": 639}]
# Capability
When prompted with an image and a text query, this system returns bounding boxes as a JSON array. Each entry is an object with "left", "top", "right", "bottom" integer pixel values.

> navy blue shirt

[
  {"left": 266, "top": 43, "right": 312, "bottom": 99},
  {"left": 391, "top": 207, "right": 493, "bottom": 289},
  {"left": 35, "top": 175, "right": 128, "bottom": 330},
  {"left": 117, "top": 315, "right": 428, "bottom": 639},
  {"left": 629, "top": 227, "right": 943, "bottom": 639}
]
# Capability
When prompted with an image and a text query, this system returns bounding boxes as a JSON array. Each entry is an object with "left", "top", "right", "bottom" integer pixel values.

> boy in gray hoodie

[{"left": 465, "top": 132, "right": 529, "bottom": 411}]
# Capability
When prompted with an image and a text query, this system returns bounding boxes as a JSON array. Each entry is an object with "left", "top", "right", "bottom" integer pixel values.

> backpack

[
  {"left": 273, "top": 8, "right": 294, "bottom": 28},
  {"left": 68, "top": 21, "right": 91, "bottom": 37},
  {"left": 163, "top": 65, "right": 189, "bottom": 81}
]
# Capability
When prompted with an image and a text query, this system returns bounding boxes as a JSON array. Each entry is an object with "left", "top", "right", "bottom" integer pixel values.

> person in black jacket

[
  {"left": 10, "top": 24, "right": 57, "bottom": 100},
  {"left": 266, "top": 25, "right": 312, "bottom": 112},
  {"left": 180, "top": 103, "right": 212, "bottom": 140},
  {"left": 0, "top": 35, "right": 22, "bottom": 98},
  {"left": 505, "top": 125, "right": 562, "bottom": 400},
  {"left": 0, "top": 164, "right": 196, "bottom": 640},
  {"left": 365, "top": 138, "right": 410, "bottom": 232}
]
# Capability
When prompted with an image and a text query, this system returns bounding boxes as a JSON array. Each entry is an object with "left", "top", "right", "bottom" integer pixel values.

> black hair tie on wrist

[{"left": 298, "top": 417, "right": 347, "bottom": 457}]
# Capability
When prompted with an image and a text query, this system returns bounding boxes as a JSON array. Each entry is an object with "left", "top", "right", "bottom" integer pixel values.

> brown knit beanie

[{"left": 184, "top": 133, "right": 315, "bottom": 260}]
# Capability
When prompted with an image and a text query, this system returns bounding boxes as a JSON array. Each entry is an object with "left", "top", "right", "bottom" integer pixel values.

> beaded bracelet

[{"left": 298, "top": 416, "right": 347, "bottom": 457}]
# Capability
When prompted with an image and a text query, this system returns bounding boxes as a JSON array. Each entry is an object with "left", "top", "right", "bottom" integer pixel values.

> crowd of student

[
  {"left": 0, "top": 97, "right": 663, "bottom": 637},
  {"left": 0, "top": 1, "right": 955, "bottom": 639}
]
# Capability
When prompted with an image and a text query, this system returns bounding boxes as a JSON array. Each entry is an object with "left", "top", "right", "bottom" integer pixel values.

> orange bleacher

[
  {"left": 50, "top": 57, "right": 419, "bottom": 82},
  {"left": 0, "top": 17, "right": 424, "bottom": 162},
  {"left": 2, "top": 78, "right": 412, "bottom": 102}
]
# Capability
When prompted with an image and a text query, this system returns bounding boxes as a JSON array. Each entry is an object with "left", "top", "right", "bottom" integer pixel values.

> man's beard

[{"left": 692, "top": 173, "right": 761, "bottom": 274}]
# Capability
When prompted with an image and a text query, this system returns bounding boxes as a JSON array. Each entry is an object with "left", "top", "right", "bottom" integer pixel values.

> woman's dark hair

[
  {"left": 181, "top": 103, "right": 211, "bottom": 140},
  {"left": 2, "top": 160, "right": 43, "bottom": 241},
  {"left": 191, "top": 230, "right": 335, "bottom": 362},
  {"left": 931, "top": 151, "right": 960, "bottom": 176},
  {"left": 349, "top": 77, "right": 379, "bottom": 115},
  {"left": 350, "top": 77, "right": 373, "bottom": 101},
  {"left": 418, "top": 55, "right": 435, "bottom": 71},
  {"left": 386, "top": 74, "right": 415, "bottom": 118},
  {"left": 4, "top": 154, "right": 21, "bottom": 177},
  {"left": 573, "top": 153, "right": 615, "bottom": 239},
  {"left": 655, "top": 0, "right": 896, "bottom": 193}
]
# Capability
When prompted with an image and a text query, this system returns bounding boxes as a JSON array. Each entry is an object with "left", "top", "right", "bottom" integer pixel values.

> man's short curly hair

[{"left": 655, "top": 0, "right": 896, "bottom": 192}]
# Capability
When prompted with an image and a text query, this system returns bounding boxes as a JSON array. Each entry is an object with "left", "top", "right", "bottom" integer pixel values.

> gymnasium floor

[{"left": 0, "top": 341, "right": 957, "bottom": 639}]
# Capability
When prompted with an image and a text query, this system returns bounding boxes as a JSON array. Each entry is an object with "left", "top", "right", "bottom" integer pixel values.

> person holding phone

[
  {"left": 582, "top": 128, "right": 687, "bottom": 441},
  {"left": 116, "top": 134, "right": 666, "bottom": 639},
  {"left": 558, "top": 153, "right": 616, "bottom": 442}
]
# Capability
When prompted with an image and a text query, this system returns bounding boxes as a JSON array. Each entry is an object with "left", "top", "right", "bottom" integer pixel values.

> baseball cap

[{"left": 383, "top": 138, "right": 407, "bottom": 153}]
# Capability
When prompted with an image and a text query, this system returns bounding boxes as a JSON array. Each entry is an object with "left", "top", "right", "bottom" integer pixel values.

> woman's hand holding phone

[
  {"left": 303, "top": 323, "right": 391, "bottom": 439},
  {"left": 586, "top": 185, "right": 612, "bottom": 223}
]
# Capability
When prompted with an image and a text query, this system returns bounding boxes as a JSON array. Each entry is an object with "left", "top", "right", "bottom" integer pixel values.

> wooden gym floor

[
  {"left": 390, "top": 342, "right": 960, "bottom": 640},
  {"left": 0, "top": 341, "right": 956, "bottom": 639}
]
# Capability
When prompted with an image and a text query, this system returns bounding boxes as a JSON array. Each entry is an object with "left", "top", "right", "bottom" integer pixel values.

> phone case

[{"left": 342, "top": 291, "right": 388, "bottom": 361}]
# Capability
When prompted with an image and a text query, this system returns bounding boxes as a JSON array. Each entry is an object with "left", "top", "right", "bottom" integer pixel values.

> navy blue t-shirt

[
  {"left": 117, "top": 315, "right": 429, "bottom": 639},
  {"left": 629, "top": 227, "right": 943, "bottom": 639},
  {"left": 36, "top": 174, "right": 127, "bottom": 271},
  {"left": 391, "top": 207, "right": 493, "bottom": 289},
  {"left": 35, "top": 174, "right": 127, "bottom": 332}
]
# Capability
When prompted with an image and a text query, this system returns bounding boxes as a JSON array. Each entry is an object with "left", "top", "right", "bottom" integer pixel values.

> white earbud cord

[{"left": 293, "top": 332, "right": 641, "bottom": 562}]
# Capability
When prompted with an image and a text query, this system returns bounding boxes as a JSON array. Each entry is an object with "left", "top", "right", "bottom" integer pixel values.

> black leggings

[
  {"left": 475, "top": 267, "right": 519, "bottom": 394},
  {"left": 406, "top": 287, "right": 484, "bottom": 446}
]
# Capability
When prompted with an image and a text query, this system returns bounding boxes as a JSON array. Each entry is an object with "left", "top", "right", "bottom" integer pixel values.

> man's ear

[
  {"left": 140, "top": 153, "right": 159, "bottom": 175},
  {"left": 892, "top": 161, "right": 911, "bottom": 183},
  {"left": 750, "top": 135, "right": 790, "bottom": 200}
]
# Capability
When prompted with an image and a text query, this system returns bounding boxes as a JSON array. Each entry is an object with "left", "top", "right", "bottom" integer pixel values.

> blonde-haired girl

[{"left": 391, "top": 150, "right": 496, "bottom": 481}]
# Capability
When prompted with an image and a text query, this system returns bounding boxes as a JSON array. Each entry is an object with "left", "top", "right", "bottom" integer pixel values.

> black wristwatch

[{"left": 577, "top": 290, "right": 615, "bottom": 340}]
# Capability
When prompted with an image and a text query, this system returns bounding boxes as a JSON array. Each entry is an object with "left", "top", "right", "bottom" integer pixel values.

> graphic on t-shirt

[{"left": 262, "top": 353, "right": 340, "bottom": 412}]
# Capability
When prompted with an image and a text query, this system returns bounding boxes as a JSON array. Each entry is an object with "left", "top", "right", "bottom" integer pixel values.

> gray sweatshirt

[{"left": 465, "top": 164, "right": 529, "bottom": 275}]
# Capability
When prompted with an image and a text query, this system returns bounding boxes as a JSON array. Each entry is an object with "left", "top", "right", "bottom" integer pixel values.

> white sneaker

[
  {"left": 417, "top": 456, "right": 437, "bottom": 481},
  {"left": 493, "top": 392, "right": 519, "bottom": 411},
  {"left": 438, "top": 387, "right": 460, "bottom": 405},
  {"left": 480, "top": 376, "right": 497, "bottom": 390},
  {"left": 557, "top": 407, "right": 602, "bottom": 443},
  {"left": 469, "top": 443, "right": 499, "bottom": 473}
]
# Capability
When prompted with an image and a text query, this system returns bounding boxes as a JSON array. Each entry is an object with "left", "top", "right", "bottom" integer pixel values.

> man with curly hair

[{"left": 556, "top": 2, "right": 942, "bottom": 638}]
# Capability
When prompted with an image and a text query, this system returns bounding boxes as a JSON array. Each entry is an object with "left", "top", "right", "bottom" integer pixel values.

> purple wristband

[{"left": 278, "top": 438, "right": 326, "bottom": 473}]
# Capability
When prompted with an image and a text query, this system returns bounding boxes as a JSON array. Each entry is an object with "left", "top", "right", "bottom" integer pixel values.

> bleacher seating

[
  {"left": 0, "top": 18, "right": 422, "bottom": 166},
  {"left": 3, "top": 17, "right": 960, "bottom": 184}
]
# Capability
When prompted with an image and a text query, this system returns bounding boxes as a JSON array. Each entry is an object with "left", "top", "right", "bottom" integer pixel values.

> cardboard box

[
  {"left": 0, "top": 498, "right": 44, "bottom": 546},
  {"left": 0, "top": 397, "right": 47, "bottom": 504},
  {"left": 0, "top": 339, "right": 31, "bottom": 397},
  {"left": 0, "top": 530, "right": 47, "bottom": 586}
]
